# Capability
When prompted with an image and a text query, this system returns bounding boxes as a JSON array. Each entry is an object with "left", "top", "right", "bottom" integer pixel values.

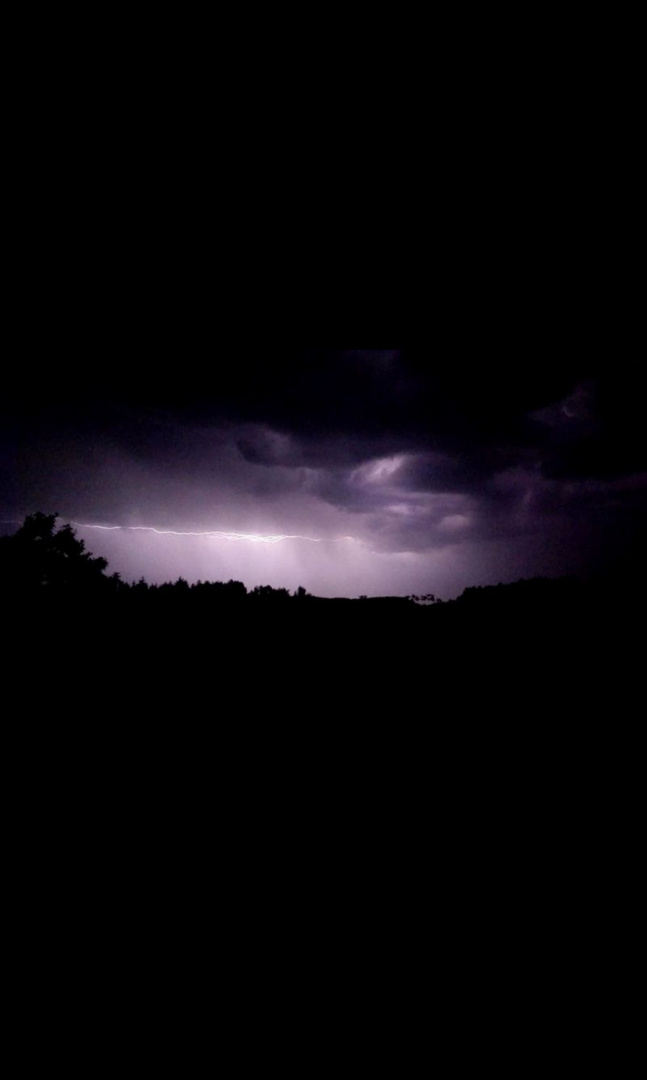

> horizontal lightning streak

[{"left": 69, "top": 522, "right": 355, "bottom": 544}]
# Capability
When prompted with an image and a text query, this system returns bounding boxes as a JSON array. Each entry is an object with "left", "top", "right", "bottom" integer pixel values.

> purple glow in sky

[{"left": 2, "top": 351, "right": 645, "bottom": 597}]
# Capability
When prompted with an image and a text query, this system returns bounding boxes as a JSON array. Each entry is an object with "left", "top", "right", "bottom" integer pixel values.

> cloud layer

[{"left": 2, "top": 351, "right": 645, "bottom": 595}]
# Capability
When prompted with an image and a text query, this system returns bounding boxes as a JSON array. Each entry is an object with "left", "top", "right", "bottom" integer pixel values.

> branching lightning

[{"left": 69, "top": 521, "right": 355, "bottom": 544}]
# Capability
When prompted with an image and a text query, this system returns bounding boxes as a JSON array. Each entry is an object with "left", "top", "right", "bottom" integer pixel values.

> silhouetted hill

[
  {"left": 4, "top": 511, "right": 642, "bottom": 979},
  {"left": 3, "top": 513, "right": 642, "bottom": 731}
]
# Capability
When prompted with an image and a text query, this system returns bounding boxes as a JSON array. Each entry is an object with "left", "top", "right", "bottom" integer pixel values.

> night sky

[{"left": 2, "top": 350, "right": 645, "bottom": 598}]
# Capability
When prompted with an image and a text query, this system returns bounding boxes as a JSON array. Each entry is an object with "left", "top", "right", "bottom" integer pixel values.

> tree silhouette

[{"left": 0, "top": 512, "right": 112, "bottom": 593}]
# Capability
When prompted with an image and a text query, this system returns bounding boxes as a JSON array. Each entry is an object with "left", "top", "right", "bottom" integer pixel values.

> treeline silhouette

[
  {"left": 0, "top": 513, "right": 432, "bottom": 616},
  {"left": 2, "top": 511, "right": 640, "bottom": 716},
  {"left": 1, "top": 512, "right": 638, "bottom": 616},
  {"left": 3, "top": 510, "right": 640, "bottom": 899},
  {"left": 2, "top": 511, "right": 643, "bottom": 699}
]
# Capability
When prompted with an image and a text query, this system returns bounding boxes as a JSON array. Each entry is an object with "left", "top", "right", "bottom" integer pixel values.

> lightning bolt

[{"left": 69, "top": 521, "right": 356, "bottom": 544}]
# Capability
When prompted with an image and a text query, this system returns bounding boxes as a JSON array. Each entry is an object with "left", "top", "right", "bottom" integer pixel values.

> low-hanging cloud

[{"left": 3, "top": 352, "right": 645, "bottom": 595}]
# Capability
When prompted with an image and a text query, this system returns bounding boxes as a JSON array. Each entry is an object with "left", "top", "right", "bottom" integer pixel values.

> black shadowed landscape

[
  {"left": 3, "top": 353, "right": 645, "bottom": 725},
  {"left": 2, "top": 508, "right": 642, "bottom": 718},
  {"left": 3, "top": 0, "right": 644, "bottom": 1033},
  {"left": 2, "top": 352, "right": 644, "bottom": 1043}
]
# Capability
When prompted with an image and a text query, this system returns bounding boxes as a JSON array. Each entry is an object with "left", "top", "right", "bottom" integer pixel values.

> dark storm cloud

[
  {"left": 3, "top": 349, "right": 646, "bottom": 592},
  {"left": 235, "top": 356, "right": 589, "bottom": 474},
  {"left": 537, "top": 376, "right": 647, "bottom": 481},
  {"left": 126, "top": 352, "right": 591, "bottom": 489},
  {"left": 392, "top": 447, "right": 526, "bottom": 495},
  {"left": 4, "top": 347, "right": 586, "bottom": 455}
]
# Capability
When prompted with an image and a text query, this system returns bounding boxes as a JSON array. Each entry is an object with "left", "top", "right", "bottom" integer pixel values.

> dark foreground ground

[{"left": 2, "top": 577, "right": 641, "bottom": 1058}]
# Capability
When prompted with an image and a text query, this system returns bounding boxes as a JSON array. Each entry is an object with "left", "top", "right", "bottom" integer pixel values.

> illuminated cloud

[{"left": 2, "top": 354, "right": 645, "bottom": 596}]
